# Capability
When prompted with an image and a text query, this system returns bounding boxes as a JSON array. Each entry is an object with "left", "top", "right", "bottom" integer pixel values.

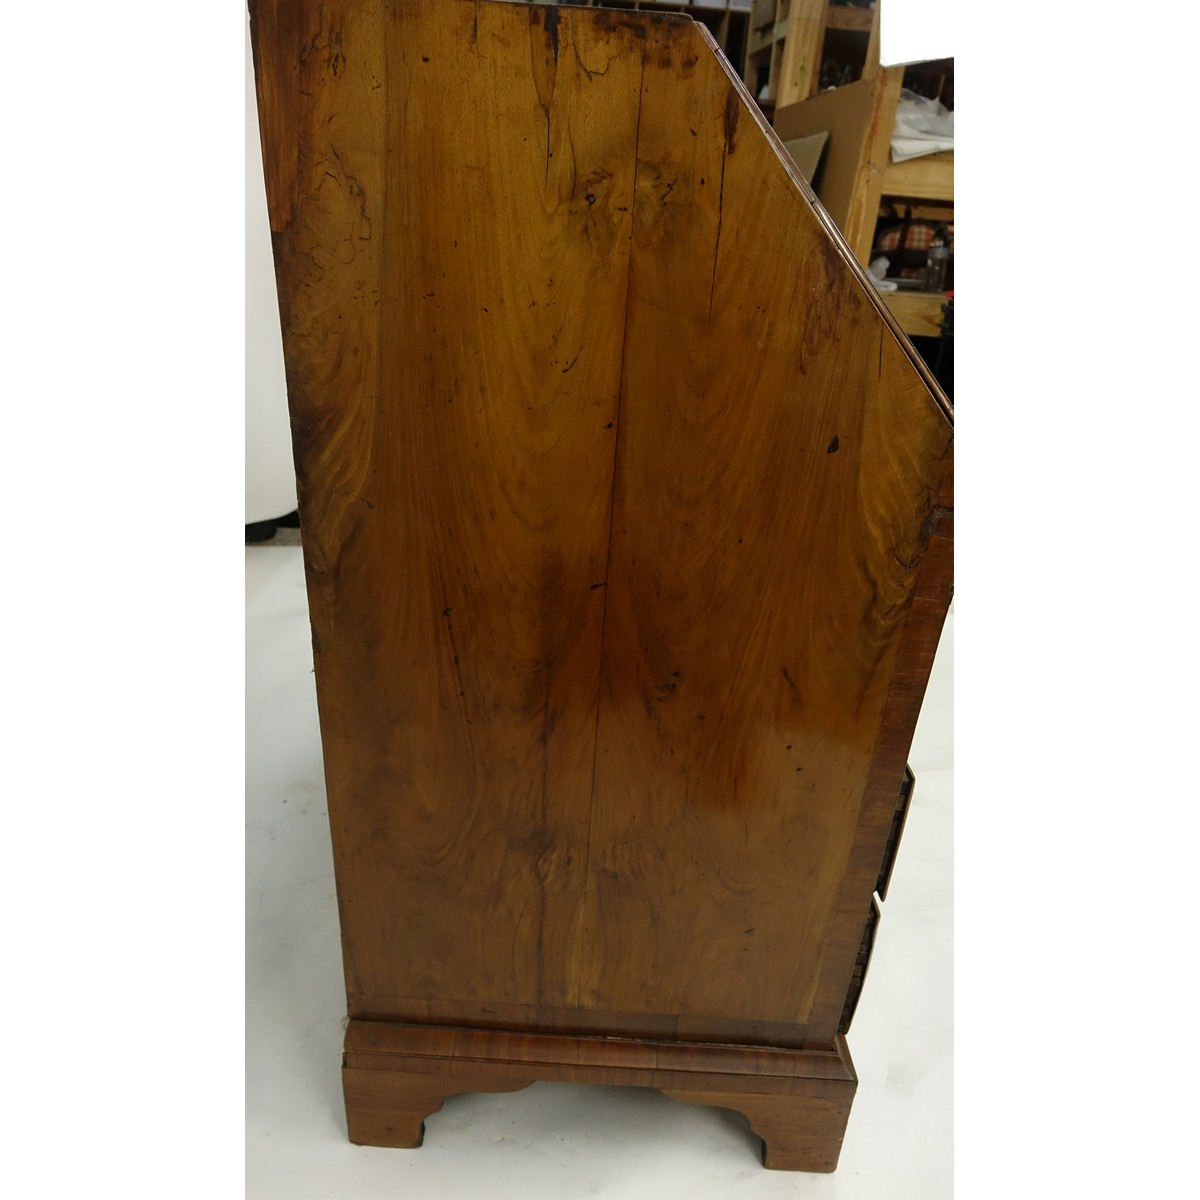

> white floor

[{"left": 247, "top": 545, "right": 953, "bottom": 1198}]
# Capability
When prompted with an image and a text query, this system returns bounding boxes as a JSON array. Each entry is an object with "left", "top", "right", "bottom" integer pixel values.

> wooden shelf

[
  {"left": 879, "top": 290, "right": 949, "bottom": 339},
  {"left": 882, "top": 150, "right": 953, "bottom": 203},
  {"left": 742, "top": 0, "right": 833, "bottom": 105},
  {"left": 772, "top": 34, "right": 954, "bottom": 345},
  {"left": 826, "top": 5, "right": 874, "bottom": 32}
]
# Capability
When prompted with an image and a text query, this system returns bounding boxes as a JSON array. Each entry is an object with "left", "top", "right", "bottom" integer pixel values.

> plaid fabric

[
  {"left": 876, "top": 223, "right": 954, "bottom": 255},
  {"left": 877, "top": 223, "right": 934, "bottom": 252},
  {"left": 874, "top": 221, "right": 954, "bottom": 278}
]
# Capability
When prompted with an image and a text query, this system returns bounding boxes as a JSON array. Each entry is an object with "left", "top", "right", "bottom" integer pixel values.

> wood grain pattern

[
  {"left": 843, "top": 65, "right": 903, "bottom": 262},
  {"left": 883, "top": 149, "right": 955, "bottom": 202},
  {"left": 344, "top": 1019, "right": 855, "bottom": 1082},
  {"left": 662, "top": 1088, "right": 854, "bottom": 1171},
  {"left": 252, "top": 0, "right": 952, "bottom": 1171},
  {"left": 253, "top": 0, "right": 648, "bottom": 1015},
  {"left": 343, "top": 1020, "right": 857, "bottom": 1170},
  {"left": 827, "top": 4, "right": 874, "bottom": 33},
  {"left": 343, "top": 1067, "right": 535, "bottom": 1149},
  {"left": 776, "top": 0, "right": 828, "bottom": 105},
  {"left": 882, "top": 289, "right": 949, "bottom": 339},
  {"left": 572, "top": 18, "right": 950, "bottom": 1035}
]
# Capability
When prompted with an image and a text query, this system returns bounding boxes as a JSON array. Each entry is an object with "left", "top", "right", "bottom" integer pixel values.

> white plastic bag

[{"left": 891, "top": 88, "right": 954, "bottom": 162}]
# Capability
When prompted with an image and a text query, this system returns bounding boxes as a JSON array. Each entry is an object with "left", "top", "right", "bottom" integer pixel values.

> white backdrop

[
  {"left": 881, "top": 0, "right": 953, "bottom": 67},
  {"left": 245, "top": 17, "right": 298, "bottom": 525}
]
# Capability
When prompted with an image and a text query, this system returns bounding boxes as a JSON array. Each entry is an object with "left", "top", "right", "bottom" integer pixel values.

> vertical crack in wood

[
  {"left": 575, "top": 27, "right": 648, "bottom": 1005},
  {"left": 709, "top": 136, "right": 727, "bottom": 322},
  {"left": 530, "top": 7, "right": 560, "bottom": 188}
]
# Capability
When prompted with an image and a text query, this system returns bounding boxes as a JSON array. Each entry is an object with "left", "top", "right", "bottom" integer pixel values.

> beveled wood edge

[
  {"left": 349, "top": 992, "right": 833, "bottom": 1047},
  {"left": 344, "top": 1020, "right": 857, "bottom": 1088}
]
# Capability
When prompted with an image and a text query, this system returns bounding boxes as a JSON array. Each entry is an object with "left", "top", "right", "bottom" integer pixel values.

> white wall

[
  {"left": 246, "top": 17, "right": 298, "bottom": 525},
  {"left": 881, "top": 0, "right": 953, "bottom": 67}
]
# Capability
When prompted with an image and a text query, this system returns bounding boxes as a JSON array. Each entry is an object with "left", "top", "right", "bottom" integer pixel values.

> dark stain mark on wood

[
  {"left": 323, "top": 17, "right": 345, "bottom": 77},
  {"left": 723, "top": 89, "right": 739, "bottom": 155},
  {"left": 781, "top": 665, "right": 802, "bottom": 704},
  {"left": 544, "top": 6, "right": 560, "bottom": 63},
  {"left": 708, "top": 148, "right": 727, "bottom": 320},
  {"left": 919, "top": 505, "right": 952, "bottom": 542},
  {"left": 442, "top": 607, "right": 452, "bottom": 617},
  {"left": 826, "top": 435, "right": 840, "bottom": 454},
  {"left": 585, "top": 193, "right": 596, "bottom": 205}
]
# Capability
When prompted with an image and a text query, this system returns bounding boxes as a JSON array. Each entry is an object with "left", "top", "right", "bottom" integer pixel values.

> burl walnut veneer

[{"left": 250, "top": 0, "right": 953, "bottom": 1171}]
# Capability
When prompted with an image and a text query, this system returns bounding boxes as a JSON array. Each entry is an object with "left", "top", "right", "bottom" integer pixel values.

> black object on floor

[{"left": 246, "top": 510, "right": 300, "bottom": 544}]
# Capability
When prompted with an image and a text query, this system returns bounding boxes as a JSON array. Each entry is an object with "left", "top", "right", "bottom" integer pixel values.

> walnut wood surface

[
  {"left": 251, "top": 0, "right": 952, "bottom": 1171},
  {"left": 344, "top": 1020, "right": 856, "bottom": 1170}
]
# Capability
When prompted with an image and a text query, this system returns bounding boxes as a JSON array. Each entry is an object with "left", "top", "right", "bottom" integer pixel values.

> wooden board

[
  {"left": 882, "top": 289, "right": 948, "bottom": 338},
  {"left": 252, "top": 0, "right": 651, "bottom": 1019},
  {"left": 827, "top": 4, "right": 874, "bottom": 33},
  {"left": 842, "top": 65, "right": 904, "bottom": 262},
  {"left": 883, "top": 149, "right": 954, "bottom": 201},
  {"left": 252, "top": 0, "right": 953, "bottom": 1169},
  {"left": 568, "top": 18, "right": 950, "bottom": 1037},
  {"left": 342, "top": 1021, "right": 857, "bottom": 1171},
  {"left": 776, "top": 0, "right": 828, "bottom": 105},
  {"left": 773, "top": 76, "right": 877, "bottom": 233}
]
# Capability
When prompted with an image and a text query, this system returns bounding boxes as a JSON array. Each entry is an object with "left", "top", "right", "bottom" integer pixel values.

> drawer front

[{"left": 875, "top": 765, "right": 916, "bottom": 902}]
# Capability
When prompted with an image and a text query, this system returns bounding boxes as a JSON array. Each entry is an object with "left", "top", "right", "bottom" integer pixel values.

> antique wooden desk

[{"left": 251, "top": 0, "right": 953, "bottom": 1171}]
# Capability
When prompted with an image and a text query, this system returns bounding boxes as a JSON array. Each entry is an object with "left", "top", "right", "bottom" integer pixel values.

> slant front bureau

[{"left": 250, "top": 0, "right": 953, "bottom": 1172}]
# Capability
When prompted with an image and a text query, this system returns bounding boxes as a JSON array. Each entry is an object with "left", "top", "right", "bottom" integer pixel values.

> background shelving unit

[
  {"left": 743, "top": 0, "right": 876, "bottom": 108},
  {"left": 768, "top": 5, "right": 952, "bottom": 343}
]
